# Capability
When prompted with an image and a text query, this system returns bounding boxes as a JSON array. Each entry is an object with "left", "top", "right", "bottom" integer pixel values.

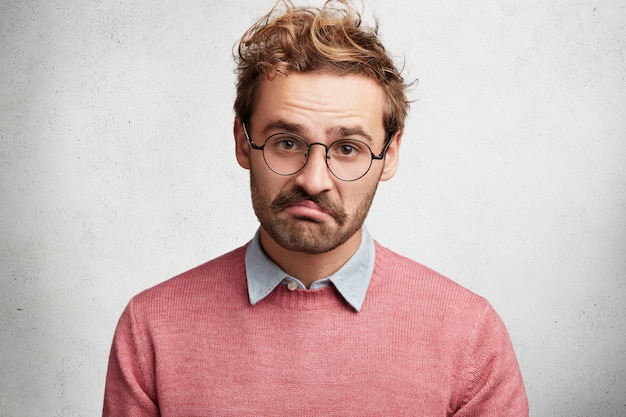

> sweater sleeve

[
  {"left": 102, "top": 301, "right": 160, "bottom": 417},
  {"left": 454, "top": 303, "right": 529, "bottom": 417}
]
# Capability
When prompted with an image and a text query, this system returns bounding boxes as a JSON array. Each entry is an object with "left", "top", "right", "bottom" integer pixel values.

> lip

[{"left": 285, "top": 200, "right": 334, "bottom": 221}]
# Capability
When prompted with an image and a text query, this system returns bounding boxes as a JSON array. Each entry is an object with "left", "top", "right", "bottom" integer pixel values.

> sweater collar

[{"left": 245, "top": 227, "right": 375, "bottom": 312}]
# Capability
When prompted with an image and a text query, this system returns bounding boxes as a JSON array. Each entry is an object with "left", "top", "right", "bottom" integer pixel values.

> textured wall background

[{"left": 1, "top": 0, "right": 625, "bottom": 416}]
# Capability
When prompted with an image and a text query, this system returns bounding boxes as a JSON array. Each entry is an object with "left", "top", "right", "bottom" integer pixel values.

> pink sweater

[{"left": 103, "top": 242, "right": 528, "bottom": 416}]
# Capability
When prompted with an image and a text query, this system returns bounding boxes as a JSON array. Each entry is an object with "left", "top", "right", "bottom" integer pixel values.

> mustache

[{"left": 271, "top": 188, "right": 348, "bottom": 224}]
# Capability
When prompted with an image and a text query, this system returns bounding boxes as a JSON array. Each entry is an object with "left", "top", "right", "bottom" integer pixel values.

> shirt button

[{"left": 287, "top": 281, "right": 298, "bottom": 291}]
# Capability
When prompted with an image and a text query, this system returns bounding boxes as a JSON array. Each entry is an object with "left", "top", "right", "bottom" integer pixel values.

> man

[{"left": 103, "top": 1, "right": 528, "bottom": 415}]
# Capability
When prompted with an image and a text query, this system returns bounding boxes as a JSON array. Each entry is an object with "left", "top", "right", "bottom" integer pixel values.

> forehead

[{"left": 251, "top": 71, "right": 386, "bottom": 140}]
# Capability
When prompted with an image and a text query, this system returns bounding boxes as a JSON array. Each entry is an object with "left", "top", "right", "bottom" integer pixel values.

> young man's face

[{"left": 235, "top": 71, "right": 401, "bottom": 255}]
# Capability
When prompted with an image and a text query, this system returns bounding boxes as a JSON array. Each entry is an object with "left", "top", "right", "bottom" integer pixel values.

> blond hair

[{"left": 234, "top": 0, "right": 410, "bottom": 137}]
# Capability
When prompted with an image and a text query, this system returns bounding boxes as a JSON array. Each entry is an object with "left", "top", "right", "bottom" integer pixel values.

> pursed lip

[{"left": 285, "top": 200, "right": 334, "bottom": 220}]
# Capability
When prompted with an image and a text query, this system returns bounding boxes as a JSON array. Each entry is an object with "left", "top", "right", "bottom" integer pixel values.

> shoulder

[
  {"left": 369, "top": 241, "right": 515, "bottom": 356},
  {"left": 371, "top": 241, "right": 490, "bottom": 314},
  {"left": 371, "top": 243, "right": 528, "bottom": 413},
  {"left": 128, "top": 244, "right": 249, "bottom": 314}
]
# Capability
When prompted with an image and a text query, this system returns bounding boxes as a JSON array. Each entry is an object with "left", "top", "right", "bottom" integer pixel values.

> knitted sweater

[{"left": 103, "top": 242, "right": 528, "bottom": 416}]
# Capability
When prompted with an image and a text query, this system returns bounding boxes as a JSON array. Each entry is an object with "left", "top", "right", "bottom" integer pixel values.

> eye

[
  {"left": 268, "top": 134, "right": 305, "bottom": 153},
  {"left": 330, "top": 140, "right": 368, "bottom": 159},
  {"left": 339, "top": 144, "right": 356, "bottom": 155},
  {"left": 276, "top": 138, "right": 296, "bottom": 150}
]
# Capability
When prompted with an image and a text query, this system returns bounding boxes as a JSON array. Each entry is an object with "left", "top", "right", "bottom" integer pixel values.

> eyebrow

[
  {"left": 261, "top": 120, "right": 305, "bottom": 136},
  {"left": 332, "top": 126, "right": 375, "bottom": 145},
  {"left": 261, "top": 119, "right": 376, "bottom": 145}
]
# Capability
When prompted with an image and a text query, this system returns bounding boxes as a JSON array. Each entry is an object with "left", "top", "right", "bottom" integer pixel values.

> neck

[{"left": 259, "top": 228, "right": 363, "bottom": 288}]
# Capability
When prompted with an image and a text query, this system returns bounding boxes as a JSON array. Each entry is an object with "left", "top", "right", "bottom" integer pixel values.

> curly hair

[{"left": 234, "top": 0, "right": 410, "bottom": 138}]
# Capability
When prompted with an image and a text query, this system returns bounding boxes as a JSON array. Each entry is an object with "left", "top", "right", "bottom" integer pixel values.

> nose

[{"left": 293, "top": 143, "right": 334, "bottom": 195}]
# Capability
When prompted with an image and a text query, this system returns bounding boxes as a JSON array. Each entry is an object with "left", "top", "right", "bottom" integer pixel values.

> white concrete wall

[{"left": 1, "top": 0, "right": 625, "bottom": 415}]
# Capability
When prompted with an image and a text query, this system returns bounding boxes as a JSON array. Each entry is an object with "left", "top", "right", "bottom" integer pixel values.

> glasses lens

[
  {"left": 263, "top": 134, "right": 309, "bottom": 175},
  {"left": 261, "top": 134, "right": 375, "bottom": 181},
  {"left": 327, "top": 140, "right": 373, "bottom": 181}
]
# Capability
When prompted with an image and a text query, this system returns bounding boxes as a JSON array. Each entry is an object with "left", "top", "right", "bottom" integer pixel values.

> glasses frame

[{"left": 242, "top": 123, "right": 393, "bottom": 182}]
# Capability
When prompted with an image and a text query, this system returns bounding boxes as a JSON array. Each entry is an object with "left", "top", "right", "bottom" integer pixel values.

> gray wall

[{"left": 1, "top": 1, "right": 625, "bottom": 415}]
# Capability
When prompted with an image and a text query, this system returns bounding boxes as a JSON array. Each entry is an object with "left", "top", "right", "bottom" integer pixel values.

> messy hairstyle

[{"left": 234, "top": 0, "right": 410, "bottom": 138}]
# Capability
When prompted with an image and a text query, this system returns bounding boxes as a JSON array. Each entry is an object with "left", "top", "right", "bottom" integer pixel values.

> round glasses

[{"left": 243, "top": 124, "right": 391, "bottom": 182}]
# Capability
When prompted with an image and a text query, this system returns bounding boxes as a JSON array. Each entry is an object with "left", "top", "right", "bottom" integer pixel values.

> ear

[
  {"left": 234, "top": 118, "right": 251, "bottom": 170},
  {"left": 380, "top": 130, "right": 403, "bottom": 181}
]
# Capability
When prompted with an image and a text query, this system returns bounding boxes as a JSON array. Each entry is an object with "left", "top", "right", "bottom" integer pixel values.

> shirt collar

[{"left": 245, "top": 227, "right": 375, "bottom": 312}]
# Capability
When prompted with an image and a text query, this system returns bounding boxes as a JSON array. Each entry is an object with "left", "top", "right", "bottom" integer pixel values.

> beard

[{"left": 250, "top": 174, "right": 378, "bottom": 254}]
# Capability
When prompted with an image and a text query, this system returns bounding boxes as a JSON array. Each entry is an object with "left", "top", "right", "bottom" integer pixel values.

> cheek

[
  {"left": 250, "top": 163, "right": 290, "bottom": 200},
  {"left": 337, "top": 180, "right": 378, "bottom": 210}
]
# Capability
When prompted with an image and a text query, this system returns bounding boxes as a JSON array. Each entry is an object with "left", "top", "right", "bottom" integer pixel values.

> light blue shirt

[{"left": 245, "top": 227, "right": 376, "bottom": 312}]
